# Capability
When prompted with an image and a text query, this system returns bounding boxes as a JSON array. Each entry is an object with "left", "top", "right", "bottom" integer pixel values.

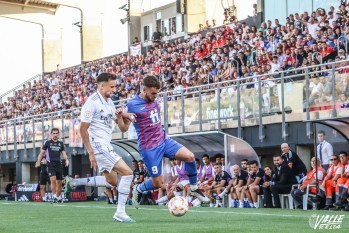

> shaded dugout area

[
  {"left": 111, "top": 131, "right": 260, "bottom": 170},
  {"left": 307, "top": 117, "right": 349, "bottom": 142}
]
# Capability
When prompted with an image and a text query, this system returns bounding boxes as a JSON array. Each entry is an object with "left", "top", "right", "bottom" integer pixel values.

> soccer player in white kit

[{"left": 80, "top": 73, "right": 136, "bottom": 222}]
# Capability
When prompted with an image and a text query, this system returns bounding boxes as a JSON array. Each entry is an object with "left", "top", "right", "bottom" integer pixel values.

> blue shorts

[{"left": 140, "top": 137, "right": 183, "bottom": 177}]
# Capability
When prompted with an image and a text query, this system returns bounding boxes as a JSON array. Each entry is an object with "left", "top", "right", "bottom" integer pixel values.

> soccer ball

[{"left": 167, "top": 196, "right": 188, "bottom": 217}]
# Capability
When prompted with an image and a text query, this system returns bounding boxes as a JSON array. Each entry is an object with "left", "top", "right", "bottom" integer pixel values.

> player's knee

[
  {"left": 123, "top": 169, "right": 133, "bottom": 176},
  {"left": 152, "top": 179, "right": 163, "bottom": 189},
  {"left": 177, "top": 149, "right": 195, "bottom": 162},
  {"left": 105, "top": 176, "right": 117, "bottom": 187},
  {"left": 186, "top": 152, "right": 195, "bottom": 162}
]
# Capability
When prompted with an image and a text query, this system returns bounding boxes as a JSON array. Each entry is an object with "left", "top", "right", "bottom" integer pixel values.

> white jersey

[{"left": 80, "top": 90, "right": 116, "bottom": 144}]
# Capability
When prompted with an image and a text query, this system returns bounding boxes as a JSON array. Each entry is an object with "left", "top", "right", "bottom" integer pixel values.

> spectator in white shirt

[{"left": 51, "top": 89, "right": 60, "bottom": 105}]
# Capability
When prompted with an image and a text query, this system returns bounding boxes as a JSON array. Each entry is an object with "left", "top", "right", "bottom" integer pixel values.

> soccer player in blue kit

[{"left": 118, "top": 75, "right": 209, "bottom": 208}]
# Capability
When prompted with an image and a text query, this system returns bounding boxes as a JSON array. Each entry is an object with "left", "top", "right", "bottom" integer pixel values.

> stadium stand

[{"left": 1, "top": 4, "right": 349, "bottom": 120}]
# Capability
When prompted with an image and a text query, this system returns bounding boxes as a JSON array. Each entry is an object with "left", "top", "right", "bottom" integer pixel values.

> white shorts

[
  {"left": 92, "top": 142, "right": 122, "bottom": 174},
  {"left": 179, "top": 180, "right": 189, "bottom": 187}
]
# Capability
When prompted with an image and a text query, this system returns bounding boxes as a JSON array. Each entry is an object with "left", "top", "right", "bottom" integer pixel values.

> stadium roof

[{"left": 0, "top": 0, "right": 59, "bottom": 12}]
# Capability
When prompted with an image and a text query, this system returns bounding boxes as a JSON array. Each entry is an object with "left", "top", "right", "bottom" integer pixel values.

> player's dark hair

[
  {"left": 138, "top": 160, "right": 144, "bottom": 163},
  {"left": 241, "top": 158, "right": 248, "bottom": 162},
  {"left": 318, "top": 130, "right": 325, "bottom": 136},
  {"left": 249, "top": 160, "right": 258, "bottom": 166},
  {"left": 132, "top": 160, "right": 138, "bottom": 163},
  {"left": 273, "top": 154, "right": 282, "bottom": 158},
  {"left": 195, "top": 158, "right": 200, "bottom": 162},
  {"left": 214, "top": 162, "right": 222, "bottom": 167},
  {"left": 51, "top": 128, "right": 59, "bottom": 133},
  {"left": 202, "top": 154, "right": 210, "bottom": 159},
  {"left": 339, "top": 151, "right": 348, "bottom": 157},
  {"left": 214, "top": 153, "right": 224, "bottom": 159},
  {"left": 143, "top": 75, "right": 160, "bottom": 89},
  {"left": 331, "top": 154, "right": 339, "bottom": 159},
  {"left": 96, "top": 73, "right": 117, "bottom": 83}
]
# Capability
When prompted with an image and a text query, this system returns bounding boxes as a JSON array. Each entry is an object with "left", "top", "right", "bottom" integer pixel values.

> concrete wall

[
  {"left": 129, "top": 16, "right": 141, "bottom": 45},
  {"left": 82, "top": 25, "right": 103, "bottom": 62},
  {"left": 186, "top": 0, "right": 206, "bottom": 33}
]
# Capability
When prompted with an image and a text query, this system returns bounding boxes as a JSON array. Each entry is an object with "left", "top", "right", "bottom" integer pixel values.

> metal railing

[{"left": 1, "top": 60, "right": 349, "bottom": 160}]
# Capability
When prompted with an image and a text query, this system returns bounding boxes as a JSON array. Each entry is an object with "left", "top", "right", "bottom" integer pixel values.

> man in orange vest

[
  {"left": 330, "top": 152, "right": 349, "bottom": 210},
  {"left": 291, "top": 157, "right": 325, "bottom": 209},
  {"left": 312, "top": 154, "right": 342, "bottom": 210}
]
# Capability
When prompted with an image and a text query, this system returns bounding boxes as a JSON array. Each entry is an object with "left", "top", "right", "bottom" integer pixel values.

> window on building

[
  {"left": 144, "top": 26, "right": 150, "bottom": 41},
  {"left": 170, "top": 17, "right": 176, "bottom": 35},
  {"left": 163, "top": 20, "right": 169, "bottom": 36},
  {"left": 156, "top": 19, "right": 161, "bottom": 32}
]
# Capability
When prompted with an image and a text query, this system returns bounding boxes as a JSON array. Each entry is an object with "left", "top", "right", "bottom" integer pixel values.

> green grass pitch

[{"left": 0, "top": 201, "right": 348, "bottom": 233}]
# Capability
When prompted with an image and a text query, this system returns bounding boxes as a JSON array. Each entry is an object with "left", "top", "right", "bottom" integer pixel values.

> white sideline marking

[
  {"left": 1, "top": 202, "right": 308, "bottom": 218},
  {"left": 139, "top": 207, "right": 298, "bottom": 217}
]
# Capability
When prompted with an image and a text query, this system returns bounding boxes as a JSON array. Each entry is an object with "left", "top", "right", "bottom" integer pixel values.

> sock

[
  {"left": 254, "top": 202, "right": 259, "bottom": 208},
  {"left": 72, "top": 176, "right": 106, "bottom": 187},
  {"left": 184, "top": 161, "right": 197, "bottom": 185},
  {"left": 239, "top": 201, "right": 244, "bottom": 207},
  {"left": 230, "top": 200, "right": 234, "bottom": 207},
  {"left": 105, "top": 182, "right": 112, "bottom": 189},
  {"left": 190, "top": 184, "right": 198, "bottom": 191},
  {"left": 191, "top": 199, "right": 201, "bottom": 207},
  {"left": 117, "top": 175, "right": 133, "bottom": 215},
  {"left": 156, "top": 195, "right": 168, "bottom": 204},
  {"left": 249, "top": 202, "right": 253, "bottom": 207},
  {"left": 174, "top": 191, "right": 182, "bottom": 197},
  {"left": 210, "top": 203, "right": 214, "bottom": 207},
  {"left": 113, "top": 195, "right": 117, "bottom": 201},
  {"left": 109, "top": 198, "right": 114, "bottom": 203},
  {"left": 186, "top": 196, "right": 191, "bottom": 202},
  {"left": 219, "top": 189, "right": 228, "bottom": 198},
  {"left": 138, "top": 179, "right": 155, "bottom": 192}
]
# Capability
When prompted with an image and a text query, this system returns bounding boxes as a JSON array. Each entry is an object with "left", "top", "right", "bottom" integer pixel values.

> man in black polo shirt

[
  {"left": 35, "top": 128, "right": 69, "bottom": 203},
  {"left": 132, "top": 160, "right": 144, "bottom": 185},
  {"left": 206, "top": 163, "right": 231, "bottom": 207},
  {"left": 244, "top": 160, "right": 265, "bottom": 208},
  {"left": 130, "top": 160, "right": 144, "bottom": 204}
]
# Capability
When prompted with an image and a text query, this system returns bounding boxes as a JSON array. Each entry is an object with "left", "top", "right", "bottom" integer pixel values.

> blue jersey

[{"left": 127, "top": 94, "right": 166, "bottom": 151}]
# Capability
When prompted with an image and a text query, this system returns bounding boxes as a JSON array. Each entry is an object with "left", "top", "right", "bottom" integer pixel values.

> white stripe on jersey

[{"left": 80, "top": 90, "right": 117, "bottom": 144}]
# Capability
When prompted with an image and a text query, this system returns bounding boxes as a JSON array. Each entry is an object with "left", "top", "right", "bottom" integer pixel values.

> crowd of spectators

[
  {"left": 134, "top": 137, "right": 349, "bottom": 211},
  {"left": 2, "top": 3, "right": 349, "bottom": 121}
]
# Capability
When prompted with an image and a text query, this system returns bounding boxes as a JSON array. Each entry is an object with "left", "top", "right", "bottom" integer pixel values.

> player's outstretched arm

[{"left": 115, "top": 108, "right": 135, "bottom": 132}]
